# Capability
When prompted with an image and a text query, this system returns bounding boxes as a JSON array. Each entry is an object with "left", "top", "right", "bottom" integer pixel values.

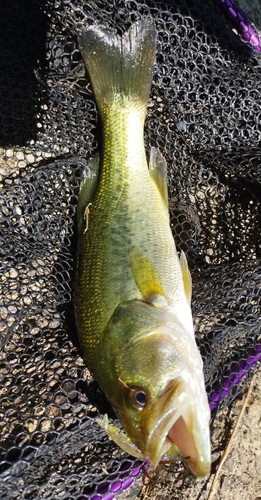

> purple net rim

[
  {"left": 209, "top": 341, "right": 261, "bottom": 410},
  {"left": 77, "top": 459, "right": 147, "bottom": 500},
  {"left": 214, "top": 0, "right": 261, "bottom": 52}
]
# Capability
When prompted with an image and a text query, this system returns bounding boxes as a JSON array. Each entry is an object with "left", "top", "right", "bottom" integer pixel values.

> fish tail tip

[{"left": 78, "top": 17, "right": 157, "bottom": 109}]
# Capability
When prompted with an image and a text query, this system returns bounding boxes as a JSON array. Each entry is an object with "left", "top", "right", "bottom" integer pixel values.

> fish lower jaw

[
  {"left": 167, "top": 415, "right": 210, "bottom": 477},
  {"left": 147, "top": 408, "right": 210, "bottom": 477}
]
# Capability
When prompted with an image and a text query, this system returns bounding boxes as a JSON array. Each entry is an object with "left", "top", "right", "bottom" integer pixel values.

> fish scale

[{"left": 76, "top": 104, "right": 177, "bottom": 350}]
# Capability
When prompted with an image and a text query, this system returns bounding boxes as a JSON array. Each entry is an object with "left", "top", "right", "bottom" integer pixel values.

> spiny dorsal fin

[
  {"left": 149, "top": 147, "right": 169, "bottom": 210},
  {"left": 180, "top": 250, "right": 192, "bottom": 304}
]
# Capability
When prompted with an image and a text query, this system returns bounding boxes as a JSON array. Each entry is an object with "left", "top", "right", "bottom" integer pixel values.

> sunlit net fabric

[{"left": 0, "top": 1, "right": 260, "bottom": 499}]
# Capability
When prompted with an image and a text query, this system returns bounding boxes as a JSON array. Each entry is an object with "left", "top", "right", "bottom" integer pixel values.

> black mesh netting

[{"left": 0, "top": 1, "right": 261, "bottom": 499}]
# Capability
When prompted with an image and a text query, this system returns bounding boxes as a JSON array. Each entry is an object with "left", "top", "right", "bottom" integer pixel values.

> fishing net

[{"left": 0, "top": 0, "right": 260, "bottom": 499}]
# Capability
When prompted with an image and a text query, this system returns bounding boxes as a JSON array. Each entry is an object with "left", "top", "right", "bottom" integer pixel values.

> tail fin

[{"left": 78, "top": 19, "right": 156, "bottom": 109}]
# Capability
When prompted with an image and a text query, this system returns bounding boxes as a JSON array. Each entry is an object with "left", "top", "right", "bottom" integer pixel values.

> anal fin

[
  {"left": 149, "top": 147, "right": 168, "bottom": 210},
  {"left": 180, "top": 251, "right": 192, "bottom": 304}
]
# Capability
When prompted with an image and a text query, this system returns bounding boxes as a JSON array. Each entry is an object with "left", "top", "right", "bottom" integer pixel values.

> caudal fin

[{"left": 78, "top": 19, "right": 156, "bottom": 110}]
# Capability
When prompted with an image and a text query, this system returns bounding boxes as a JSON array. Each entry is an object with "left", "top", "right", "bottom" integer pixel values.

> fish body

[{"left": 74, "top": 19, "right": 211, "bottom": 476}]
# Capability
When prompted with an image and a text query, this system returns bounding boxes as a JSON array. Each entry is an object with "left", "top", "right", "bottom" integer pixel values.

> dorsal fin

[{"left": 77, "top": 154, "right": 100, "bottom": 235}]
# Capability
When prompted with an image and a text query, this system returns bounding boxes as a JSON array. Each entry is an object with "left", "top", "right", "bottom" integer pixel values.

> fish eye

[{"left": 129, "top": 386, "right": 148, "bottom": 410}]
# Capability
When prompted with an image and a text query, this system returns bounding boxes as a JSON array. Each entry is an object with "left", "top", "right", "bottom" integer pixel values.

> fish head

[{"left": 103, "top": 299, "right": 211, "bottom": 476}]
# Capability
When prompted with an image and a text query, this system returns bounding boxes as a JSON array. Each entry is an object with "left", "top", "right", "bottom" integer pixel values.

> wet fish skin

[{"left": 74, "top": 18, "right": 211, "bottom": 476}]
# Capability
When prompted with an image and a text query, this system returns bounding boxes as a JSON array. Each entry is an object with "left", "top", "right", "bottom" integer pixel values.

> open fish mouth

[{"left": 146, "top": 379, "right": 211, "bottom": 476}]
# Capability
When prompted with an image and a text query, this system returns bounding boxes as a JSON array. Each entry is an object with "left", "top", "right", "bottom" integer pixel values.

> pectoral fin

[
  {"left": 130, "top": 248, "right": 165, "bottom": 302},
  {"left": 180, "top": 251, "right": 192, "bottom": 304},
  {"left": 149, "top": 147, "right": 168, "bottom": 210},
  {"left": 77, "top": 154, "right": 100, "bottom": 234}
]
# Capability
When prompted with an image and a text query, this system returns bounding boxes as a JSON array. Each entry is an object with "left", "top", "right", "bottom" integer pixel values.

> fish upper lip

[
  {"left": 146, "top": 385, "right": 187, "bottom": 467},
  {"left": 145, "top": 379, "right": 211, "bottom": 476}
]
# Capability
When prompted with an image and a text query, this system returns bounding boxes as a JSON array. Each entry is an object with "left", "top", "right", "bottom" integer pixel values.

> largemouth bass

[{"left": 75, "top": 18, "right": 211, "bottom": 476}]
